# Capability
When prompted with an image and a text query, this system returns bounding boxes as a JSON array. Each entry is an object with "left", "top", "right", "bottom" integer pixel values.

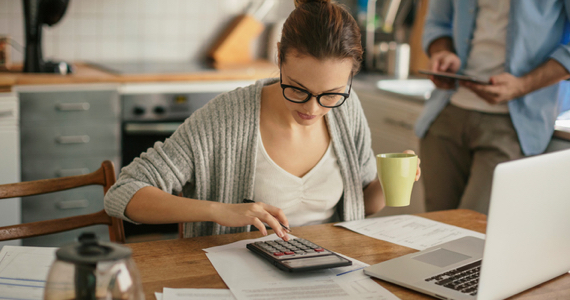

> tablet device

[{"left": 419, "top": 70, "right": 490, "bottom": 85}]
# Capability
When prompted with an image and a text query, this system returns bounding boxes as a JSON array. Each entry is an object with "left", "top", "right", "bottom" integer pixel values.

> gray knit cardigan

[{"left": 104, "top": 78, "right": 377, "bottom": 238}]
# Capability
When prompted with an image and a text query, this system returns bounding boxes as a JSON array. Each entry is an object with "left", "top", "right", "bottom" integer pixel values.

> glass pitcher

[{"left": 44, "top": 232, "right": 144, "bottom": 300}]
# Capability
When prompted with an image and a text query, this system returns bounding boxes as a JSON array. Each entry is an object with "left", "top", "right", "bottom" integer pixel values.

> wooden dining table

[{"left": 127, "top": 209, "right": 570, "bottom": 299}]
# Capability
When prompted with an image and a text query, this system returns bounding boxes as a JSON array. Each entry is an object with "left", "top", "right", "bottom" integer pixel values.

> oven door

[
  {"left": 122, "top": 121, "right": 182, "bottom": 166},
  {"left": 119, "top": 89, "right": 235, "bottom": 240},
  {"left": 121, "top": 121, "right": 185, "bottom": 240}
]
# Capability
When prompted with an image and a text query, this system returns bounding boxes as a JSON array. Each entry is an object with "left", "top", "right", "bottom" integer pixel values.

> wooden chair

[{"left": 0, "top": 160, "right": 125, "bottom": 243}]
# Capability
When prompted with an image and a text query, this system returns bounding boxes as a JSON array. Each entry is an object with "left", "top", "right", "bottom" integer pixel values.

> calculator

[{"left": 246, "top": 238, "right": 352, "bottom": 272}]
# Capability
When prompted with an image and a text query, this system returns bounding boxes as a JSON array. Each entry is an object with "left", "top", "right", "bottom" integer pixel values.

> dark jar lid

[{"left": 56, "top": 232, "right": 132, "bottom": 265}]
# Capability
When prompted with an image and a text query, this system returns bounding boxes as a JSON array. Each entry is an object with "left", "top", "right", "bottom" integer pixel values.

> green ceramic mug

[{"left": 376, "top": 153, "right": 418, "bottom": 207}]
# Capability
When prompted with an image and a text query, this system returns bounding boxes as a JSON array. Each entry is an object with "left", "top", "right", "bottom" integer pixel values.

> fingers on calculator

[
  {"left": 251, "top": 207, "right": 289, "bottom": 240},
  {"left": 259, "top": 205, "right": 290, "bottom": 240}
]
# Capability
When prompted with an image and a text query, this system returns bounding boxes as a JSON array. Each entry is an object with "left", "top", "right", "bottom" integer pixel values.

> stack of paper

[
  {"left": 335, "top": 214, "right": 486, "bottom": 250},
  {"left": 0, "top": 245, "right": 58, "bottom": 300},
  {"left": 202, "top": 233, "right": 401, "bottom": 300},
  {"left": 155, "top": 288, "right": 236, "bottom": 300}
]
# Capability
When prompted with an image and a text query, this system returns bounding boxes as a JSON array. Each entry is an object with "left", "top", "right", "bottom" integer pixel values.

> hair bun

[{"left": 294, "top": 0, "right": 331, "bottom": 8}]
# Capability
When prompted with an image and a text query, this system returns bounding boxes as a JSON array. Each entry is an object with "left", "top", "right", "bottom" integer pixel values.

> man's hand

[
  {"left": 429, "top": 50, "right": 462, "bottom": 90},
  {"left": 460, "top": 59, "right": 570, "bottom": 104},
  {"left": 460, "top": 72, "right": 526, "bottom": 104}
]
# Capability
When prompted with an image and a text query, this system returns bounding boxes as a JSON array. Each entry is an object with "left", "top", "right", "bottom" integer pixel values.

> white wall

[{"left": 0, "top": 0, "right": 294, "bottom": 64}]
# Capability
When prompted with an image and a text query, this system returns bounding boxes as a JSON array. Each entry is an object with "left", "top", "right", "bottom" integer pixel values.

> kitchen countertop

[
  {"left": 354, "top": 73, "right": 433, "bottom": 103},
  {"left": 0, "top": 60, "right": 279, "bottom": 92},
  {"left": 1, "top": 65, "right": 568, "bottom": 142},
  {"left": 354, "top": 72, "right": 570, "bottom": 142}
]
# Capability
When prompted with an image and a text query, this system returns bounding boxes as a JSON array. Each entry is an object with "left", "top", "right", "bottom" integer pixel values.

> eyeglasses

[{"left": 279, "top": 70, "right": 352, "bottom": 108}]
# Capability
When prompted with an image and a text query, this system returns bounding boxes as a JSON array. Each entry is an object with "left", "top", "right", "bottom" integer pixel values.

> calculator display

[{"left": 281, "top": 255, "right": 349, "bottom": 268}]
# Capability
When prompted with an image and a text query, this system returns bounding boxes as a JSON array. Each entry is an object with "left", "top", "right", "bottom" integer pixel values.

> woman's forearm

[
  {"left": 124, "top": 186, "right": 290, "bottom": 239},
  {"left": 363, "top": 178, "right": 385, "bottom": 216},
  {"left": 124, "top": 186, "right": 216, "bottom": 224}
]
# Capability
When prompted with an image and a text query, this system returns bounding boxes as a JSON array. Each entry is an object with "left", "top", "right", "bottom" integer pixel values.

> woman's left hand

[{"left": 403, "top": 150, "right": 421, "bottom": 181}]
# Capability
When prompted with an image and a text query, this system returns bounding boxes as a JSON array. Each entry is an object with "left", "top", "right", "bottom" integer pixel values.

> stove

[
  {"left": 107, "top": 62, "right": 248, "bottom": 241},
  {"left": 89, "top": 61, "right": 215, "bottom": 75}
]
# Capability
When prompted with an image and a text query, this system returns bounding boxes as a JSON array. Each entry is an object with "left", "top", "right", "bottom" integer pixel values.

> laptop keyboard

[{"left": 425, "top": 260, "right": 481, "bottom": 296}]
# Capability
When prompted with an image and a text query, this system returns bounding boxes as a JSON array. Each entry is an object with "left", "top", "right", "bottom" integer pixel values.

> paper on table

[
  {"left": 204, "top": 234, "right": 400, "bottom": 300},
  {"left": 156, "top": 292, "right": 163, "bottom": 300},
  {"left": 163, "top": 288, "right": 236, "bottom": 300},
  {"left": 0, "top": 245, "right": 58, "bottom": 300},
  {"left": 335, "top": 214, "right": 485, "bottom": 250}
]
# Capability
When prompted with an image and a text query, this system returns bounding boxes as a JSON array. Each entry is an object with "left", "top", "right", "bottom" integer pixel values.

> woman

[{"left": 104, "top": 0, "right": 421, "bottom": 240}]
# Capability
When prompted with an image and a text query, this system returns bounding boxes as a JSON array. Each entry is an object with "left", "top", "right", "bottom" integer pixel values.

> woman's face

[{"left": 279, "top": 52, "right": 353, "bottom": 126}]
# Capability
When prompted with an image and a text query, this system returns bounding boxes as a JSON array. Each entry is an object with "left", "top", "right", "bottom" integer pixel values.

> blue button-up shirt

[{"left": 415, "top": 0, "right": 570, "bottom": 155}]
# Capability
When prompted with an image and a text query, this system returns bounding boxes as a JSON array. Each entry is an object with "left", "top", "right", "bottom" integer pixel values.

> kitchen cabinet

[
  {"left": 0, "top": 92, "right": 21, "bottom": 248},
  {"left": 354, "top": 77, "right": 430, "bottom": 217},
  {"left": 18, "top": 84, "right": 121, "bottom": 247}
]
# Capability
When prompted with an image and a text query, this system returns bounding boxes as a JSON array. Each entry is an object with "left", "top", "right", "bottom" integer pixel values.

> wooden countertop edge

[
  {"left": 554, "top": 129, "right": 570, "bottom": 141},
  {"left": 0, "top": 61, "right": 279, "bottom": 86},
  {"left": 0, "top": 75, "right": 16, "bottom": 92}
]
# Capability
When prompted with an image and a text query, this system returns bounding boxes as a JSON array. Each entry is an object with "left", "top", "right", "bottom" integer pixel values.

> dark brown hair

[{"left": 279, "top": 0, "right": 363, "bottom": 74}]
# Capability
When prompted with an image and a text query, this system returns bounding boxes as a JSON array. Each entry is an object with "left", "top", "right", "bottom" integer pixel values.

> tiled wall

[{"left": 0, "top": 0, "right": 294, "bottom": 64}]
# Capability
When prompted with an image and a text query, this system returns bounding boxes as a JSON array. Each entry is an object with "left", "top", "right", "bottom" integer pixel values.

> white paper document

[
  {"left": 0, "top": 245, "right": 58, "bottom": 300},
  {"left": 163, "top": 288, "right": 236, "bottom": 300},
  {"left": 203, "top": 234, "right": 285, "bottom": 254},
  {"left": 204, "top": 234, "right": 400, "bottom": 300},
  {"left": 335, "top": 214, "right": 486, "bottom": 250}
]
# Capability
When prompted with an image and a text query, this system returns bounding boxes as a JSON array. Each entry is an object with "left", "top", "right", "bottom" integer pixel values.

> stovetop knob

[
  {"left": 133, "top": 106, "right": 146, "bottom": 116},
  {"left": 153, "top": 106, "right": 166, "bottom": 114}
]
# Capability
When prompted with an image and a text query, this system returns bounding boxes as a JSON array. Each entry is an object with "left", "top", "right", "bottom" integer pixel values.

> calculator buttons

[{"left": 250, "top": 238, "right": 333, "bottom": 260}]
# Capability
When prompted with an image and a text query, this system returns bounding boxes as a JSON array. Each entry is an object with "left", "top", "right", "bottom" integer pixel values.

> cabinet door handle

[
  {"left": 383, "top": 117, "right": 414, "bottom": 130},
  {"left": 56, "top": 168, "right": 90, "bottom": 177},
  {"left": 124, "top": 122, "right": 182, "bottom": 134},
  {"left": 56, "top": 199, "right": 89, "bottom": 210},
  {"left": 56, "top": 135, "right": 90, "bottom": 144},
  {"left": 0, "top": 109, "right": 14, "bottom": 118},
  {"left": 56, "top": 102, "right": 91, "bottom": 111}
]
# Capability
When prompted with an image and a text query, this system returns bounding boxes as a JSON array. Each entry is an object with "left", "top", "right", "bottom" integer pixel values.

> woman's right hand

[
  {"left": 211, "top": 202, "right": 290, "bottom": 241},
  {"left": 429, "top": 50, "right": 462, "bottom": 90}
]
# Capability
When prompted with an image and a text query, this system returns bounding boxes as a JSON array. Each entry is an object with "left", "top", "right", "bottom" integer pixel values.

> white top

[
  {"left": 253, "top": 134, "right": 344, "bottom": 228},
  {"left": 450, "top": 0, "right": 510, "bottom": 114}
]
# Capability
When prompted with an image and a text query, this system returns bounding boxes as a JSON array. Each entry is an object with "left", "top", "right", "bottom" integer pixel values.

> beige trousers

[{"left": 420, "top": 104, "right": 525, "bottom": 214}]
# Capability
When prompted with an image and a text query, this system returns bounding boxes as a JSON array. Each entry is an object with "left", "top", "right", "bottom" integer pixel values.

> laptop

[{"left": 364, "top": 149, "right": 570, "bottom": 300}]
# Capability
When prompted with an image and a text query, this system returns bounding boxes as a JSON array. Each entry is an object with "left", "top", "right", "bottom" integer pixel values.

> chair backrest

[{"left": 0, "top": 160, "right": 125, "bottom": 243}]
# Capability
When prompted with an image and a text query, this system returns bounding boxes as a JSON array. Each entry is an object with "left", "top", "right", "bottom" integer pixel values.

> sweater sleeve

[
  {"left": 104, "top": 111, "right": 197, "bottom": 223},
  {"left": 349, "top": 91, "right": 377, "bottom": 188}
]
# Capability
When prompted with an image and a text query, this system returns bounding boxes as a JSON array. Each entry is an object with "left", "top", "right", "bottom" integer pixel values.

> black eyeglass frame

[{"left": 279, "top": 70, "right": 353, "bottom": 108}]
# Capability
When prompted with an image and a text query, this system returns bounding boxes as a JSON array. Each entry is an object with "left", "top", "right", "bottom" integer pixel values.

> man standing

[{"left": 417, "top": 0, "right": 570, "bottom": 214}]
